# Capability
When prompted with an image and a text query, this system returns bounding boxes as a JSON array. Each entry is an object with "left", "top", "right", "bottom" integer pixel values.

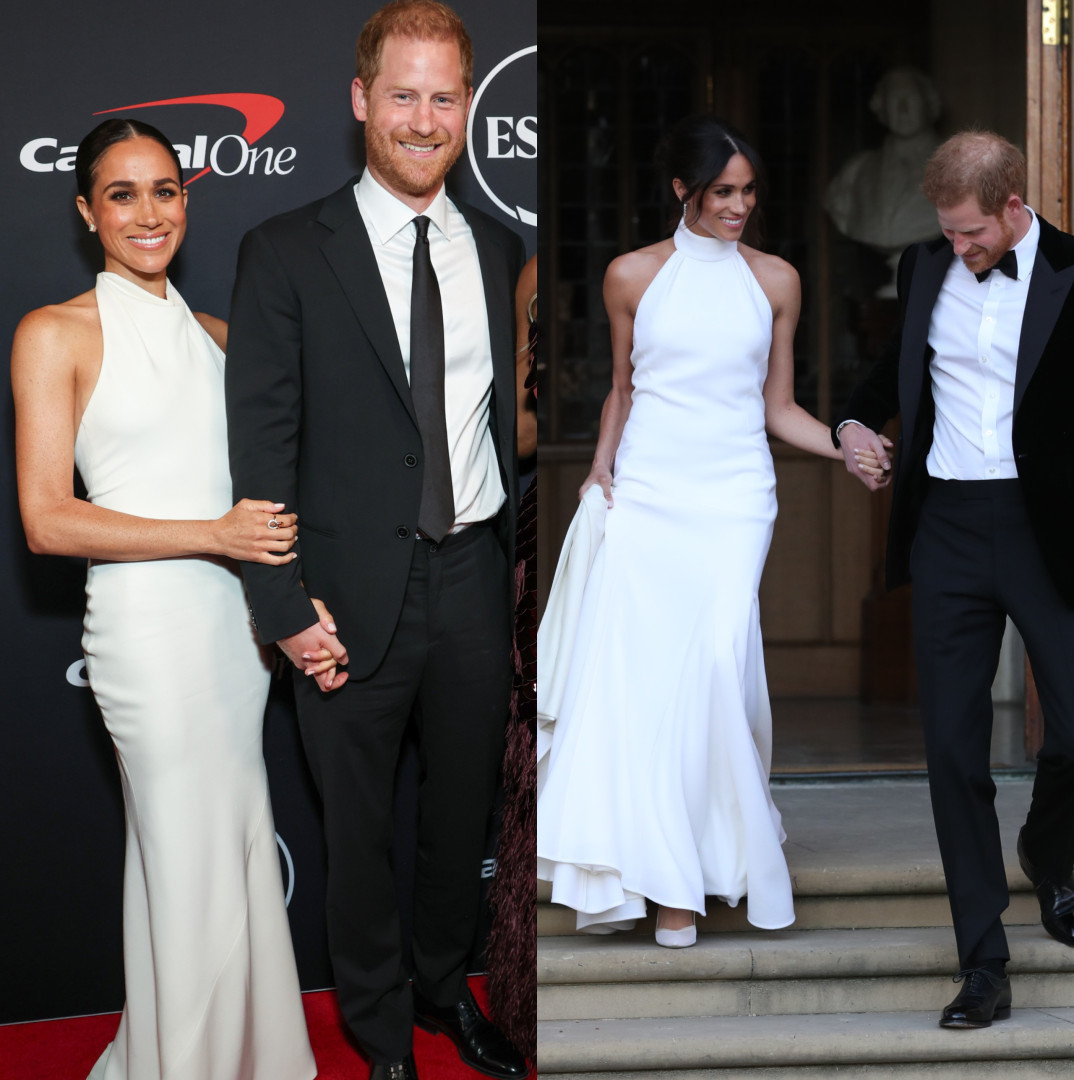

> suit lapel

[
  {"left": 899, "top": 239, "right": 952, "bottom": 440},
  {"left": 1015, "top": 219, "right": 1074, "bottom": 412},
  {"left": 317, "top": 183, "right": 417, "bottom": 426}
]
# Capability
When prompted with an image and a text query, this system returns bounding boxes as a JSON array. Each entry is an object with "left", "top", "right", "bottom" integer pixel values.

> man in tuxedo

[
  {"left": 225, "top": 3, "right": 527, "bottom": 1077},
  {"left": 835, "top": 131, "right": 1074, "bottom": 1029}
]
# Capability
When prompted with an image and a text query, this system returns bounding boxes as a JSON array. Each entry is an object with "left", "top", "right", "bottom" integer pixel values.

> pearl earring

[{"left": 88, "top": 223, "right": 96, "bottom": 233}]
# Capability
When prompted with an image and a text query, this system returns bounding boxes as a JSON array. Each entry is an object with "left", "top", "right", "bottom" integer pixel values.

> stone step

[
  {"left": 537, "top": 925, "right": 1074, "bottom": 1020},
  {"left": 538, "top": 778, "right": 1039, "bottom": 936},
  {"left": 536, "top": 1008, "right": 1074, "bottom": 1074},
  {"left": 538, "top": 892, "right": 1040, "bottom": 936},
  {"left": 536, "top": 861, "right": 1036, "bottom": 905},
  {"left": 544, "top": 1062, "right": 1074, "bottom": 1078},
  {"left": 535, "top": 780, "right": 1060, "bottom": 1075}
]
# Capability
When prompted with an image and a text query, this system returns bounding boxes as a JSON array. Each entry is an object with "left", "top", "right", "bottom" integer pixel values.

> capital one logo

[
  {"left": 277, "top": 832, "right": 295, "bottom": 907},
  {"left": 66, "top": 659, "right": 90, "bottom": 687},
  {"left": 466, "top": 45, "right": 536, "bottom": 227},
  {"left": 20, "top": 93, "right": 295, "bottom": 182}
]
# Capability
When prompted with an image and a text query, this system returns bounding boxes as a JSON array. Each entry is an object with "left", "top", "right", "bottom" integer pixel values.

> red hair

[
  {"left": 355, "top": 0, "right": 473, "bottom": 90},
  {"left": 922, "top": 131, "right": 1026, "bottom": 215}
]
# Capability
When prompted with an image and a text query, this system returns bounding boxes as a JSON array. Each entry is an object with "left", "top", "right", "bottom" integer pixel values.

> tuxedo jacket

[
  {"left": 226, "top": 178, "right": 526, "bottom": 678},
  {"left": 835, "top": 214, "right": 1074, "bottom": 607}
]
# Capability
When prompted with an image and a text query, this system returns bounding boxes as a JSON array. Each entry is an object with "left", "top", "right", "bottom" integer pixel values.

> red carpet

[{"left": 0, "top": 977, "right": 534, "bottom": 1080}]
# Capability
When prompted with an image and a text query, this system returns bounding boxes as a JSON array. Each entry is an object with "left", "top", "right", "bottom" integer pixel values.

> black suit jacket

[
  {"left": 225, "top": 178, "right": 526, "bottom": 677},
  {"left": 834, "top": 214, "right": 1074, "bottom": 606}
]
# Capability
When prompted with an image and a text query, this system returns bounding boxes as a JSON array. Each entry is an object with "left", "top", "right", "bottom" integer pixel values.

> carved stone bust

[{"left": 826, "top": 67, "right": 943, "bottom": 261}]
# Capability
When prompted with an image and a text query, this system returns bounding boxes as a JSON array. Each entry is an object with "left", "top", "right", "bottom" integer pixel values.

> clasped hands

[
  {"left": 278, "top": 598, "right": 350, "bottom": 693},
  {"left": 838, "top": 423, "right": 894, "bottom": 491}
]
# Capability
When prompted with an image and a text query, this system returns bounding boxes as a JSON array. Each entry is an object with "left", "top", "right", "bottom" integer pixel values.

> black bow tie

[{"left": 975, "top": 248, "right": 1018, "bottom": 283}]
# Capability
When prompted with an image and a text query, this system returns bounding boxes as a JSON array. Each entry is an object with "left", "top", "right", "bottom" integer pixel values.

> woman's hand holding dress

[{"left": 579, "top": 466, "right": 614, "bottom": 506}]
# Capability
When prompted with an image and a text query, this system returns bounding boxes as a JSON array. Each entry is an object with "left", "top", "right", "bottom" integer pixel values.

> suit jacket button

[
  {"left": 396, "top": 525, "right": 411, "bottom": 539},
  {"left": 404, "top": 453, "right": 418, "bottom": 467}
]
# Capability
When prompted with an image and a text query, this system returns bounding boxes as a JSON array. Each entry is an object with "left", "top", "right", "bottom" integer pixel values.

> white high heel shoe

[{"left": 654, "top": 911, "right": 697, "bottom": 948}]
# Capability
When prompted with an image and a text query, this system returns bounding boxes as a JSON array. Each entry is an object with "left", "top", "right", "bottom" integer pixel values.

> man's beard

[
  {"left": 365, "top": 122, "right": 466, "bottom": 199},
  {"left": 959, "top": 216, "right": 1015, "bottom": 275}
]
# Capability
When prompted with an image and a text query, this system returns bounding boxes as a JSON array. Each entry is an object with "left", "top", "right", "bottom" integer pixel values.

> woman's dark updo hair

[
  {"left": 76, "top": 118, "right": 183, "bottom": 201},
  {"left": 657, "top": 115, "right": 765, "bottom": 238}
]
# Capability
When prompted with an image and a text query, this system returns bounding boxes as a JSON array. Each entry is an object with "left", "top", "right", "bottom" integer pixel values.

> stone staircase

[{"left": 537, "top": 779, "right": 1074, "bottom": 1077}]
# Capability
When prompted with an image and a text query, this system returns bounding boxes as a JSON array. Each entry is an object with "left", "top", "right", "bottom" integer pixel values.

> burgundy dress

[{"left": 485, "top": 315, "right": 536, "bottom": 1059}]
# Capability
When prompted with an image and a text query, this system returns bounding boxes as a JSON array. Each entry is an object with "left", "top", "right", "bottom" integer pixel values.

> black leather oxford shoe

[
  {"left": 369, "top": 1053, "right": 419, "bottom": 1080},
  {"left": 939, "top": 968, "right": 1012, "bottom": 1028},
  {"left": 1018, "top": 827, "right": 1074, "bottom": 946},
  {"left": 413, "top": 987, "right": 528, "bottom": 1079}
]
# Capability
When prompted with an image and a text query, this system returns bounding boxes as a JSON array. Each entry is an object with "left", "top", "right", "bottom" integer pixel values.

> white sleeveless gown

[
  {"left": 537, "top": 224, "right": 795, "bottom": 931},
  {"left": 79, "top": 273, "right": 315, "bottom": 1080}
]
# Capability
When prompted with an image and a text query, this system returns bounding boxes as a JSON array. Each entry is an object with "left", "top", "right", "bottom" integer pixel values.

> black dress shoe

[
  {"left": 1018, "top": 827, "right": 1074, "bottom": 946},
  {"left": 413, "top": 987, "right": 528, "bottom": 1079},
  {"left": 939, "top": 968, "right": 1012, "bottom": 1028},
  {"left": 369, "top": 1053, "right": 419, "bottom": 1080}
]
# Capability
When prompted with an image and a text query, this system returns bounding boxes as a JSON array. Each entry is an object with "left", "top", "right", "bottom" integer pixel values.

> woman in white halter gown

[
  {"left": 11, "top": 120, "right": 318, "bottom": 1079},
  {"left": 537, "top": 117, "right": 886, "bottom": 941}
]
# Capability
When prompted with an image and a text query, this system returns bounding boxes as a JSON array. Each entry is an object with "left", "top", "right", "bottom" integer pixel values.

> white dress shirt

[
  {"left": 925, "top": 210, "right": 1040, "bottom": 480},
  {"left": 354, "top": 170, "right": 505, "bottom": 526}
]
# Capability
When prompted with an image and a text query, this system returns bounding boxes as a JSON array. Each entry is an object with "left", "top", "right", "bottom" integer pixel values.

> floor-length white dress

[
  {"left": 79, "top": 272, "right": 316, "bottom": 1080},
  {"left": 537, "top": 223, "right": 795, "bottom": 932}
]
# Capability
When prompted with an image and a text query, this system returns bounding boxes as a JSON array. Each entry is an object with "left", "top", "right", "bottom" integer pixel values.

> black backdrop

[{"left": 0, "top": 0, "right": 535, "bottom": 1024}]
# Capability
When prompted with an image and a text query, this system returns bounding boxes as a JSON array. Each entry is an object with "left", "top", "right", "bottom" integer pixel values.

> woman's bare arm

[
  {"left": 744, "top": 249, "right": 887, "bottom": 478},
  {"left": 580, "top": 243, "right": 673, "bottom": 505},
  {"left": 12, "top": 302, "right": 297, "bottom": 562}
]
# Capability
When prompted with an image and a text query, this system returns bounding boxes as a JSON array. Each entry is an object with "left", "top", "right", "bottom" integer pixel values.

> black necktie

[
  {"left": 410, "top": 216, "right": 454, "bottom": 542},
  {"left": 974, "top": 248, "right": 1018, "bottom": 283}
]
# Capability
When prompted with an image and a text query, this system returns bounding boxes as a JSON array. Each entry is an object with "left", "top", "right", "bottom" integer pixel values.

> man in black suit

[
  {"left": 225, "top": 3, "right": 527, "bottom": 1077},
  {"left": 835, "top": 131, "right": 1074, "bottom": 1029}
]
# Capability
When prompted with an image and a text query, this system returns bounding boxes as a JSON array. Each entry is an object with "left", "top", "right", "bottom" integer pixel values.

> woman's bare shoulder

[
  {"left": 605, "top": 238, "right": 677, "bottom": 309},
  {"left": 607, "top": 238, "right": 675, "bottom": 279},
  {"left": 738, "top": 245, "right": 800, "bottom": 309},
  {"left": 13, "top": 291, "right": 100, "bottom": 356},
  {"left": 739, "top": 246, "right": 799, "bottom": 291}
]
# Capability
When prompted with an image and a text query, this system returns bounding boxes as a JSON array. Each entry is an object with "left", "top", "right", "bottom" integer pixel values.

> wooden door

[{"left": 1024, "top": 0, "right": 1071, "bottom": 755}]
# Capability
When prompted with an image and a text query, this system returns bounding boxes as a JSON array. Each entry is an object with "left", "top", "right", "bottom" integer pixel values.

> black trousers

[
  {"left": 293, "top": 523, "right": 511, "bottom": 1062},
  {"left": 910, "top": 478, "right": 1074, "bottom": 969}
]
